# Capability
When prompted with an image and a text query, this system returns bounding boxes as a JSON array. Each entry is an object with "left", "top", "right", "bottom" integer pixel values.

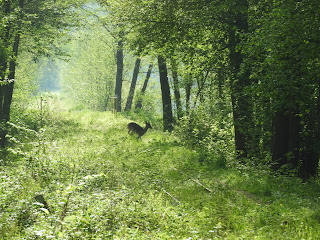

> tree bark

[
  {"left": 0, "top": 0, "right": 23, "bottom": 122},
  {"left": 295, "top": 81, "right": 320, "bottom": 179},
  {"left": 0, "top": 0, "right": 24, "bottom": 147},
  {"left": 158, "top": 55, "right": 173, "bottom": 132},
  {"left": 170, "top": 58, "right": 183, "bottom": 120},
  {"left": 125, "top": 57, "right": 141, "bottom": 111},
  {"left": 114, "top": 37, "right": 124, "bottom": 112},
  {"left": 271, "top": 108, "right": 320, "bottom": 180},
  {"left": 0, "top": 0, "right": 11, "bottom": 80},
  {"left": 185, "top": 76, "right": 192, "bottom": 115},
  {"left": 3, "top": 33, "right": 21, "bottom": 122},
  {"left": 135, "top": 63, "right": 153, "bottom": 109},
  {"left": 227, "top": 0, "right": 255, "bottom": 160},
  {"left": 271, "top": 111, "right": 299, "bottom": 169}
]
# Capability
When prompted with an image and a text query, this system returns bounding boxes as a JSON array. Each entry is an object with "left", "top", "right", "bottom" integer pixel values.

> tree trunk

[
  {"left": 0, "top": 0, "right": 24, "bottom": 147},
  {"left": 0, "top": 0, "right": 12, "bottom": 113},
  {"left": 135, "top": 63, "right": 153, "bottom": 109},
  {"left": 125, "top": 57, "right": 141, "bottom": 111},
  {"left": 185, "top": 76, "right": 192, "bottom": 115},
  {"left": 0, "top": 0, "right": 11, "bottom": 80},
  {"left": 297, "top": 81, "right": 320, "bottom": 179},
  {"left": 3, "top": 34, "right": 21, "bottom": 122},
  {"left": 307, "top": 80, "right": 320, "bottom": 177},
  {"left": 114, "top": 37, "right": 124, "bottom": 112},
  {"left": 158, "top": 56, "right": 173, "bottom": 132},
  {"left": 271, "top": 111, "right": 300, "bottom": 169},
  {"left": 271, "top": 107, "right": 320, "bottom": 180},
  {"left": 228, "top": 0, "right": 255, "bottom": 160},
  {"left": 0, "top": 0, "right": 23, "bottom": 122},
  {"left": 298, "top": 132, "right": 319, "bottom": 180},
  {"left": 217, "top": 68, "right": 224, "bottom": 99},
  {"left": 170, "top": 58, "right": 183, "bottom": 120}
]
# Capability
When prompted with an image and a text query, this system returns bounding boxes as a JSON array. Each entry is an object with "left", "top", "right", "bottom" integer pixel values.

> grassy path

[{"left": 1, "top": 107, "right": 320, "bottom": 239}]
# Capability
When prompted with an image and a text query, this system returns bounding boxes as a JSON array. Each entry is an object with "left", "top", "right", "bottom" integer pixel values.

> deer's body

[{"left": 128, "top": 122, "right": 152, "bottom": 138}]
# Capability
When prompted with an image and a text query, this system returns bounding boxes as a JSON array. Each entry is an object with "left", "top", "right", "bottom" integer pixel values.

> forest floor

[{"left": 1, "top": 96, "right": 320, "bottom": 239}]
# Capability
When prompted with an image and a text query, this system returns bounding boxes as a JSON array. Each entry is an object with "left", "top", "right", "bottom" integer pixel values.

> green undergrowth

[{"left": 1, "top": 100, "right": 320, "bottom": 239}]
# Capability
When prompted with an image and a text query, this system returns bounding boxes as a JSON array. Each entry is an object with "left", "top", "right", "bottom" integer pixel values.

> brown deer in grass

[{"left": 127, "top": 121, "right": 152, "bottom": 138}]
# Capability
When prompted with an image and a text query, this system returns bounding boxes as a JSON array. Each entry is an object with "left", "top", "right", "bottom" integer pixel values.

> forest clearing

[
  {"left": 1, "top": 0, "right": 320, "bottom": 239},
  {"left": 0, "top": 96, "right": 320, "bottom": 239}
]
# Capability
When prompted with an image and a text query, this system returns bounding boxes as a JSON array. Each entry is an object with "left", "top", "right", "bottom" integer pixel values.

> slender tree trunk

[
  {"left": 0, "top": 0, "right": 11, "bottom": 118},
  {"left": 1, "top": 0, "right": 23, "bottom": 122},
  {"left": 158, "top": 56, "right": 173, "bottom": 132},
  {"left": 125, "top": 57, "right": 141, "bottom": 111},
  {"left": 0, "top": 1, "right": 11, "bottom": 80},
  {"left": 0, "top": 0, "right": 24, "bottom": 147},
  {"left": 135, "top": 63, "right": 153, "bottom": 109},
  {"left": 170, "top": 58, "right": 183, "bottom": 120},
  {"left": 228, "top": 0, "right": 255, "bottom": 160},
  {"left": 318, "top": 79, "right": 320, "bottom": 148},
  {"left": 217, "top": 68, "right": 224, "bottom": 99},
  {"left": 3, "top": 34, "right": 20, "bottom": 122},
  {"left": 0, "top": 85, "right": 5, "bottom": 147},
  {"left": 185, "top": 76, "right": 192, "bottom": 115},
  {"left": 114, "top": 37, "right": 124, "bottom": 112},
  {"left": 0, "top": 0, "right": 11, "bottom": 147}
]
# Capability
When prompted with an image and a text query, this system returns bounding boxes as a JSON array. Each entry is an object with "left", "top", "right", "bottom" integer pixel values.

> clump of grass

[{"left": 1, "top": 98, "right": 320, "bottom": 239}]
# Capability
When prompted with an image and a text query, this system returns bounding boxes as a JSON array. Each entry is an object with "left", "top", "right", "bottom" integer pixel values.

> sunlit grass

[{"left": 1, "top": 98, "right": 320, "bottom": 239}]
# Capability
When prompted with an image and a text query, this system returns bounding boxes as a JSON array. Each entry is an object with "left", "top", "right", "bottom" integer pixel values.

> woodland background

[
  {"left": 1, "top": 0, "right": 320, "bottom": 238},
  {"left": 1, "top": 0, "right": 320, "bottom": 178}
]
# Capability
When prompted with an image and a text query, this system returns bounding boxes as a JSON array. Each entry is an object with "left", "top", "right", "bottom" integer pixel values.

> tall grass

[{"left": 1, "top": 95, "right": 320, "bottom": 239}]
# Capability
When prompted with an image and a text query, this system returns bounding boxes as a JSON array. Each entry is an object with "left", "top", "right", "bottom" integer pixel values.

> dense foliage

[
  {"left": 1, "top": 98, "right": 320, "bottom": 239},
  {"left": 0, "top": 0, "right": 89, "bottom": 146},
  {"left": 95, "top": 0, "right": 320, "bottom": 178},
  {"left": 0, "top": 0, "right": 320, "bottom": 237}
]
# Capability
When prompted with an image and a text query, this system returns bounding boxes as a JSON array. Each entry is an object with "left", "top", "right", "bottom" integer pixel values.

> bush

[{"left": 175, "top": 99, "right": 234, "bottom": 168}]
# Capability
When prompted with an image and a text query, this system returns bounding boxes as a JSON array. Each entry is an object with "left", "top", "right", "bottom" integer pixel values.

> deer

[{"left": 127, "top": 121, "right": 152, "bottom": 138}]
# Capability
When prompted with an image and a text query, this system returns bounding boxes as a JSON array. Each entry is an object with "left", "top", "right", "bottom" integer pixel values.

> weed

[{"left": 1, "top": 100, "right": 320, "bottom": 239}]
